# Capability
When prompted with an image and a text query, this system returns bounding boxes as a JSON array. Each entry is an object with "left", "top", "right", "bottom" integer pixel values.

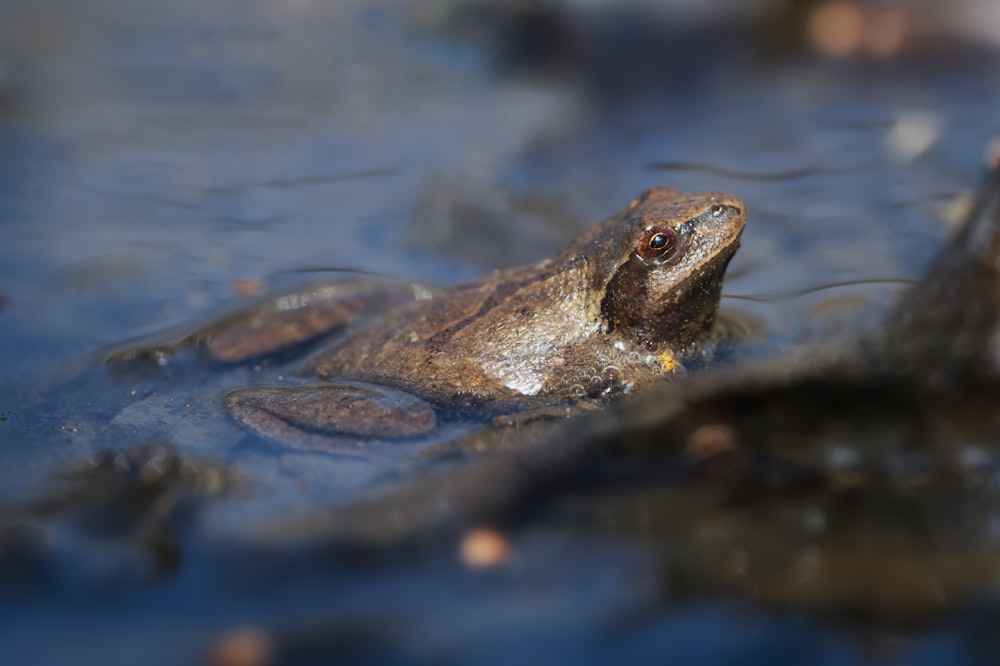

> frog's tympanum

[{"left": 224, "top": 187, "right": 746, "bottom": 443}]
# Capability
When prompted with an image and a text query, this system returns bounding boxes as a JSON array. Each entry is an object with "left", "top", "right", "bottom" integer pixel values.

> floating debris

[{"left": 460, "top": 527, "right": 511, "bottom": 569}]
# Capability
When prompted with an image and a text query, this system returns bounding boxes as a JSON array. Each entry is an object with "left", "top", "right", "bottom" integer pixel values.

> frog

[{"left": 220, "top": 186, "right": 747, "bottom": 447}]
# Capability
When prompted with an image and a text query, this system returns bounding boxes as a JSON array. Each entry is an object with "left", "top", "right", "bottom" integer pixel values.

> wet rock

[{"left": 0, "top": 442, "right": 233, "bottom": 592}]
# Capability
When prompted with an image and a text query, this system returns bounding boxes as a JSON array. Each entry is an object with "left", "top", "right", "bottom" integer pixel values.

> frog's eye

[{"left": 637, "top": 226, "right": 679, "bottom": 263}]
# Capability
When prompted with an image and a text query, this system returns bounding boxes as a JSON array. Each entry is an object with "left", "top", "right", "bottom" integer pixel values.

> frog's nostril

[{"left": 709, "top": 203, "right": 743, "bottom": 219}]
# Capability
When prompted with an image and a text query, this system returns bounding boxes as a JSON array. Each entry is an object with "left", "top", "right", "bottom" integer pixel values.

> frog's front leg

[
  {"left": 108, "top": 280, "right": 428, "bottom": 365},
  {"left": 226, "top": 382, "right": 439, "bottom": 450},
  {"left": 204, "top": 280, "right": 436, "bottom": 362}
]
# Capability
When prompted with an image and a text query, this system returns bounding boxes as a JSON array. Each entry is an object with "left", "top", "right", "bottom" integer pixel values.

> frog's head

[{"left": 584, "top": 186, "right": 747, "bottom": 351}]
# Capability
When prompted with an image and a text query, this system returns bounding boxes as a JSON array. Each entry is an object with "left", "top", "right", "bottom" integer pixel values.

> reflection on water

[{"left": 1, "top": 0, "right": 1000, "bottom": 664}]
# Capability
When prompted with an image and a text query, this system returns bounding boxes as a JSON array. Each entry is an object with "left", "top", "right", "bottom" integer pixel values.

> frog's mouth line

[{"left": 674, "top": 237, "right": 742, "bottom": 293}]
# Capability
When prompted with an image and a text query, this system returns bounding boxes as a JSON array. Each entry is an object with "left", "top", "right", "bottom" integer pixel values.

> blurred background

[
  {"left": 2, "top": 1, "right": 1000, "bottom": 664},
  {"left": 3, "top": 0, "right": 997, "bottom": 389}
]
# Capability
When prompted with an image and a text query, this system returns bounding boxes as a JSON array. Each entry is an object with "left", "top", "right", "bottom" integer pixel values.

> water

[{"left": 2, "top": 1, "right": 1000, "bottom": 663}]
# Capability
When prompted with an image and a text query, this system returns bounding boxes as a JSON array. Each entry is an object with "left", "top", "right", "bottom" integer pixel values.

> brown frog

[{"left": 221, "top": 186, "right": 747, "bottom": 446}]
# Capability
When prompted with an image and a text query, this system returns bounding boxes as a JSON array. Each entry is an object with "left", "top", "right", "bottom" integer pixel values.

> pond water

[{"left": 2, "top": 1, "right": 1000, "bottom": 664}]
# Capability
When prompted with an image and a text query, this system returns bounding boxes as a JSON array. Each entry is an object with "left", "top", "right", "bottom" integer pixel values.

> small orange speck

[
  {"left": 252, "top": 365, "right": 262, "bottom": 373},
  {"left": 234, "top": 278, "right": 263, "bottom": 297},
  {"left": 987, "top": 138, "right": 1000, "bottom": 169},
  {"left": 185, "top": 403, "right": 192, "bottom": 409},
  {"left": 460, "top": 527, "right": 510, "bottom": 569},
  {"left": 686, "top": 424, "right": 737, "bottom": 463},
  {"left": 807, "top": 1, "right": 864, "bottom": 59},
  {"left": 656, "top": 350, "right": 678, "bottom": 372},
  {"left": 207, "top": 626, "right": 274, "bottom": 666}
]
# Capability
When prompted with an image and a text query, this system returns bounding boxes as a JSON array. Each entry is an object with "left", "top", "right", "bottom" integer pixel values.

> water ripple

[
  {"left": 724, "top": 278, "right": 915, "bottom": 303},
  {"left": 647, "top": 160, "right": 875, "bottom": 182}
]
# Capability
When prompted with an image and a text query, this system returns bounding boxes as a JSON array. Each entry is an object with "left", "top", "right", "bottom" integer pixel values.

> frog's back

[
  {"left": 312, "top": 258, "right": 603, "bottom": 408},
  {"left": 313, "top": 264, "right": 680, "bottom": 411}
]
